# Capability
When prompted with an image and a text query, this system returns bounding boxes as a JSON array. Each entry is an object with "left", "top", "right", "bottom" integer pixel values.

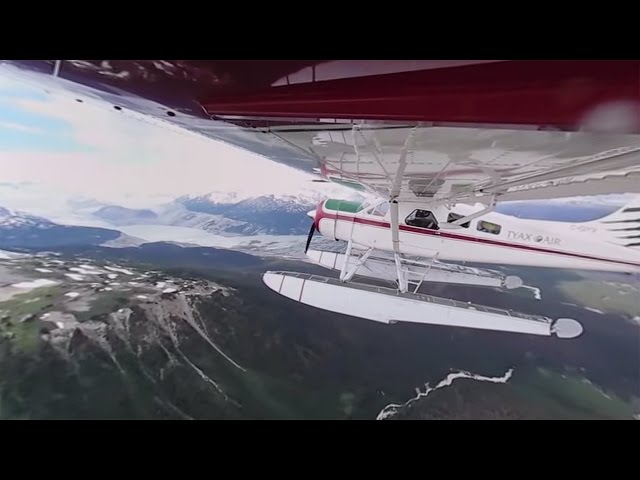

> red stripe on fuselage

[{"left": 316, "top": 209, "right": 640, "bottom": 269}]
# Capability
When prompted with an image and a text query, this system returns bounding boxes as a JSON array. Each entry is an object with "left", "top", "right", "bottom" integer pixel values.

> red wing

[{"left": 1, "top": 60, "right": 639, "bottom": 203}]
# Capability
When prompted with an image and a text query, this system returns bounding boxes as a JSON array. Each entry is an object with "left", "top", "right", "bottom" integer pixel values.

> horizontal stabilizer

[{"left": 591, "top": 195, "right": 640, "bottom": 248}]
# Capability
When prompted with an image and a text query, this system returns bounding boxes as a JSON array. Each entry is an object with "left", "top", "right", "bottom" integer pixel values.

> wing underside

[
  {"left": 1, "top": 59, "right": 639, "bottom": 205},
  {"left": 267, "top": 123, "right": 640, "bottom": 204}
]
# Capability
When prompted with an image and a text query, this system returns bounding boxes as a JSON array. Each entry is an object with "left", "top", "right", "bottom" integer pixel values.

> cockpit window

[
  {"left": 447, "top": 212, "right": 470, "bottom": 228},
  {"left": 405, "top": 209, "right": 439, "bottom": 230},
  {"left": 477, "top": 220, "right": 501, "bottom": 235},
  {"left": 360, "top": 200, "right": 374, "bottom": 212},
  {"left": 371, "top": 202, "right": 389, "bottom": 217}
]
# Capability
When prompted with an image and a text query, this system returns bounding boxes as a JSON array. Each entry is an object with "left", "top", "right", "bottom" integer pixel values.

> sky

[{"left": 0, "top": 72, "right": 347, "bottom": 217}]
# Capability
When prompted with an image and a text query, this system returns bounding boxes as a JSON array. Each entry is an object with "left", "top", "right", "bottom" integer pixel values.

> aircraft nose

[{"left": 307, "top": 200, "right": 325, "bottom": 234}]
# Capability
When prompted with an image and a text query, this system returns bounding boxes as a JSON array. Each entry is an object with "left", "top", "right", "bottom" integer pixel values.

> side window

[
  {"left": 360, "top": 201, "right": 374, "bottom": 215},
  {"left": 371, "top": 202, "right": 389, "bottom": 217},
  {"left": 405, "top": 209, "right": 439, "bottom": 230},
  {"left": 447, "top": 212, "right": 470, "bottom": 228},
  {"left": 477, "top": 220, "right": 501, "bottom": 235}
]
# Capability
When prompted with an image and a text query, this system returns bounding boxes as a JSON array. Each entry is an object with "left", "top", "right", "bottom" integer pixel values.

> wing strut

[
  {"left": 339, "top": 239, "right": 354, "bottom": 281},
  {"left": 342, "top": 247, "right": 374, "bottom": 283},
  {"left": 53, "top": 60, "right": 63, "bottom": 77},
  {"left": 481, "top": 146, "right": 640, "bottom": 196},
  {"left": 390, "top": 126, "right": 416, "bottom": 199},
  {"left": 390, "top": 200, "right": 408, "bottom": 293},
  {"left": 389, "top": 127, "right": 417, "bottom": 293},
  {"left": 354, "top": 127, "right": 393, "bottom": 184}
]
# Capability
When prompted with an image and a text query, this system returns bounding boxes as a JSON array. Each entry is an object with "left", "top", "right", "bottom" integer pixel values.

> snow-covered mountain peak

[
  {"left": 198, "top": 181, "right": 369, "bottom": 206},
  {"left": 0, "top": 206, "right": 14, "bottom": 217},
  {"left": 0, "top": 206, "right": 54, "bottom": 229}
]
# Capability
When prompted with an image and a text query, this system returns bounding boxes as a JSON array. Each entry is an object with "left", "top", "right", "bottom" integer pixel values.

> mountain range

[
  {"left": 90, "top": 193, "right": 624, "bottom": 236},
  {"left": 1, "top": 245, "right": 636, "bottom": 419},
  {"left": 0, "top": 206, "right": 138, "bottom": 250},
  {"left": 90, "top": 192, "right": 346, "bottom": 236},
  {"left": 0, "top": 192, "right": 627, "bottom": 257}
]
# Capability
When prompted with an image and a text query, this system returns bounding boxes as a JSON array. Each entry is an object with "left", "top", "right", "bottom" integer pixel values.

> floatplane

[
  {"left": 264, "top": 190, "right": 640, "bottom": 340},
  {"left": 3, "top": 60, "right": 639, "bottom": 338}
]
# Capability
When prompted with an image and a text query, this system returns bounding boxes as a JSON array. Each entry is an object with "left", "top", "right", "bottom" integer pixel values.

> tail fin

[{"left": 591, "top": 195, "right": 640, "bottom": 248}]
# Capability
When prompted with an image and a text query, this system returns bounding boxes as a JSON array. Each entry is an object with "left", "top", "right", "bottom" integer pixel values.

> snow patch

[
  {"left": 104, "top": 266, "right": 134, "bottom": 275},
  {"left": 65, "top": 292, "right": 80, "bottom": 298},
  {"left": 69, "top": 266, "right": 99, "bottom": 275},
  {"left": 107, "top": 273, "right": 118, "bottom": 279},
  {"left": 35, "top": 268, "right": 53, "bottom": 273},
  {"left": 585, "top": 307, "right": 605, "bottom": 314},
  {"left": 136, "top": 295, "right": 148, "bottom": 300},
  {"left": 11, "top": 278, "right": 58, "bottom": 289},
  {"left": 162, "top": 287, "right": 178, "bottom": 294},
  {"left": 376, "top": 368, "right": 514, "bottom": 420},
  {"left": 65, "top": 273, "right": 84, "bottom": 281}
]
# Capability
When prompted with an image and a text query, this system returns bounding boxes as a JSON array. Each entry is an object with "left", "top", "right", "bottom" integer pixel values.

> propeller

[
  {"left": 304, "top": 209, "right": 317, "bottom": 254},
  {"left": 304, "top": 221, "right": 316, "bottom": 254}
]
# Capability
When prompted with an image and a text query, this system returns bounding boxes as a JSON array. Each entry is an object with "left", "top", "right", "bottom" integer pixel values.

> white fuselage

[{"left": 313, "top": 200, "right": 640, "bottom": 273}]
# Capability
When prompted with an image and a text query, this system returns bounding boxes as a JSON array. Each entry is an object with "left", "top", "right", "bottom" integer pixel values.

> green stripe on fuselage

[{"left": 324, "top": 199, "right": 365, "bottom": 213}]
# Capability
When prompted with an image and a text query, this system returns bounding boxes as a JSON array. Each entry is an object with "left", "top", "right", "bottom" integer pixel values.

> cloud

[
  {"left": 0, "top": 74, "right": 357, "bottom": 215},
  {"left": 0, "top": 120, "right": 42, "bottom": 134},
  {"left": 0, "top": 148, "right": 305, "bottom": 208},
  {"left": 11, "top": 92, "right": 196, "bottom": 155}
]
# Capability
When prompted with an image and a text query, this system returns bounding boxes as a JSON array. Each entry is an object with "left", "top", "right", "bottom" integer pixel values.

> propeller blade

[{"left": 304, "top": 221, "right": 316, "bottom": 253}]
